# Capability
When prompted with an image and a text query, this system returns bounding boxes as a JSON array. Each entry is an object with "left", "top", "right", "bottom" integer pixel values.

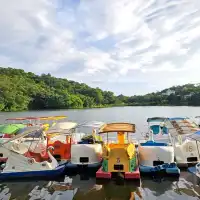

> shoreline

[{"left": 1, "top": 104, "right": 200, "bottom": 113}]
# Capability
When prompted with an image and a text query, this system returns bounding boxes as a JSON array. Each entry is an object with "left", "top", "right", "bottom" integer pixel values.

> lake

[{"left": 0, "top": 106, "right": 200, "bottom": 199}]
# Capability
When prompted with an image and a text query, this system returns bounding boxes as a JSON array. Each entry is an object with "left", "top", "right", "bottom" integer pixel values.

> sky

[{"left": 1, "top": 0, "right": 200, "bottom": 96}]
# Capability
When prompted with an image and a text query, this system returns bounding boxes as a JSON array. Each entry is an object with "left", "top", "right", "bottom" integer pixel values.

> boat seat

[
  {"left": 102, "top": 143, "right": 135, "bottom": 159},
  {"left": 150, "top": 125, "right": 160, "bottom": 135},
  {"left": 24, "top": 151, "right": 49, "bottom": 162},
  {"left": 48, "top": 140, "right": 71, "bottom": 160},
  {"left": 169, "top": 162, "right": 177, "bottom": 168},
  {"left": 140, "top": 140, "right": 168, "bottom": 146},
  {"left": 162, "top": 126, "right": 168, "bottom": 134}
]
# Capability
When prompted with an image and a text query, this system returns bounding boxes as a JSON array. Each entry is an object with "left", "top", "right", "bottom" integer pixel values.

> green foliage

[
  {"left": 0, "top": 67, "right": 200, "bottom": 111},
  {"left": 0, "top": 67, "right": 124, "bottom": 111},
  {"left": 126, "top": 83, "right": 200, "bottom": 106}
]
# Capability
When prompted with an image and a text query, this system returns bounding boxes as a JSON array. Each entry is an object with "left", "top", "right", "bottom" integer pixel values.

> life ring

[
  {"left": 28, "top": 158, "right": 34, "bottom": 164},
  {"left": 27, "top": 124, "right": 33, "bottom": 127}
]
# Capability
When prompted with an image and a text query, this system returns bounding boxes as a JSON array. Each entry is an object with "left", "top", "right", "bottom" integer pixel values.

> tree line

[{"left": 0, "top": 67, "right": 200, "bottom": 111}]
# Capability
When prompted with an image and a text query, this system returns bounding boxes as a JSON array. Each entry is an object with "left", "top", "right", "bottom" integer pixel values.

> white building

[{"left": 162, "top": 89, "right": 175, "bottom": 96}]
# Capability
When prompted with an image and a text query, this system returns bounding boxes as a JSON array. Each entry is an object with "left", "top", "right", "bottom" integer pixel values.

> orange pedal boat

[{"left": 46, "top": 122, "right": 78, "bottom": 161}]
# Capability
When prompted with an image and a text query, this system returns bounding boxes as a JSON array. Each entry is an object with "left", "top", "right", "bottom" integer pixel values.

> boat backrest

[
  {"left": 140, "top": 140, "right": 168, "bottom": 146},
  {"left": 150, "top": 125, "right": 160, "bottom": 135},
  {"left": 162, "top": 126, "right": 168, "bottom": 134},
  {"left": 103, "top": 143, "right": 135, "bottom": 159}
]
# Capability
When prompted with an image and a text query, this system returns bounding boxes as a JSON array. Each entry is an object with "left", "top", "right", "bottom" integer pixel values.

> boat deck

[{"left": 96, "top": 167, "right": 140, "bottom": 180}]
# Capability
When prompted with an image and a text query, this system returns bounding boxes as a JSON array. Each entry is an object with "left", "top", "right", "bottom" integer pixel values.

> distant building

[
  {"left": 184, "top": 92, "right": 195, "bottom": 98},
  {"left": 162, "top": 89, "right": 175, "bottom": 96},
  {"left": 194, "top": 83, "right": 200, "bottom": 86}
]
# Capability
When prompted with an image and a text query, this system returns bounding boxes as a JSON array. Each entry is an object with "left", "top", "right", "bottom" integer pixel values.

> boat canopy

[
  {"left": 0, "top": 124, "right": 26, "bottom": 134},
  {"left": 98, "top": 123, "right": 135, "bottom": 134},
  {"left": 147, "top": 117, "right": 167, "bottom": 122},
  {"left": 77, "top": 121, "right": 105, "bottom": 129},
  {"left": 188, "top": 130, "right": 200, "bottom": 142},
  {"left": 49, "top": 122, "right": 77, "bottom": 130},
  {"left": 165, "top": 117, "right": 199, "bottom": 135},
  {"left": 5, "top": 117, "right": 28, "bottom": 121},
  {"left": 46, "top": 122, "right": 77, "bottom": 135},
  {"left": 38, "top": 116, "right": 67, "bottom": 120},
  {"left": 16, "top": 127, "right": 44, "bottom": 138},
  {"left": 6, "top": 116, "right": 67, "bottom": 121},
  {"left": 0, "top": 126, "right": 44, "bottom": 146},
  {"left": 168, "top": 117, "right": 189, "bottom": 121}
]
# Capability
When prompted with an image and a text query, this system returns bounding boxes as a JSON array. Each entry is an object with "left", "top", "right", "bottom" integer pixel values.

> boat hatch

[
  {"left": 114, "top": 164, "right": 124, "bottom": 170},
  {"left": 153, "top": 160, "right": 164, "bottom": 166},
  {"left": 0, "top": 153, "right": 3, "bottom": 157},
  {"left": 187, "top": 157, "right": 198, "bottom": 162},
  {"left": 80, "top": 157, "right": 89, "bottom": 163}
]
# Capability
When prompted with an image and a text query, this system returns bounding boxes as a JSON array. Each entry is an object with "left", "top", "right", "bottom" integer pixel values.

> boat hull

[
  {"left": 96, "top": 167, "right": 140, "bottom": 180},
  {"left": 66, "top": 161, "right": 102, "bottom": 169},
  {"left": 139, "top": 164, "right": 180, "bottom": 175},
  {"left": 0, "top": 164, "right": 66, "bottom": 180},
  {"left": 174, "top": 140, "right": 200, "bottom": 165},
  {"left": 70, "top": 144, "right": 103, "bottom": 166},
  {"left": 188, "top": 163, "right": 200, "bottom": 178}
]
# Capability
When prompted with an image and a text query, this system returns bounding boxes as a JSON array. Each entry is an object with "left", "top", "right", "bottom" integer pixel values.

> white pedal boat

[
  {"left": 0, "top": 127, "right": 48, "bottom": 162},
  {"left": 0, "top": 126, "right": 66, "bottom": 180},
  {"left": 166, "top": 117, "right": 200, "bottom": 166},
  {"left": 67, "top": 121, "right": 105, "bottom": 168},
  {"left": 187, "top": 130, "right": 200, "bottom": 178},
  {"left": 139, "top": 118, "right": 180, "bottom": 175}
]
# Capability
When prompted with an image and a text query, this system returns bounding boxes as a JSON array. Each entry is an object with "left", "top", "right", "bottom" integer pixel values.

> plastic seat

[{"left": 150, "top": 125, "right": 160, "bottom": 135}]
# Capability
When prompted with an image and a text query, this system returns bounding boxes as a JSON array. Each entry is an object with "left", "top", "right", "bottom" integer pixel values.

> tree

[{"left": 1, "top": 66, "right": 200, "bottom": 111}]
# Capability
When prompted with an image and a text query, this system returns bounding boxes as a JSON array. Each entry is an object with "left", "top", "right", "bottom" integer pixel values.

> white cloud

[{"left": 1, "top": 0, "right": 200, "bottom": 95}]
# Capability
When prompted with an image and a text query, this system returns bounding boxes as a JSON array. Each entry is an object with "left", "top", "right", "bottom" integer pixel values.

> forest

[{"left": 0, "top": 67, "right": 200, "bottom": 111}]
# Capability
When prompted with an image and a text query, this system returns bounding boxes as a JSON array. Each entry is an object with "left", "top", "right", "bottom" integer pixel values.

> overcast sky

[{"left": 1, "top": 0, "right": 200, "bottom": 95}]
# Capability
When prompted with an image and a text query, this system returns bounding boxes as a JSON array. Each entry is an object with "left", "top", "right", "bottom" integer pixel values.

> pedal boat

[
  {"left": 46, "top": 121, "right": 78, "bottom": 161},
  {"left": 67, "top": 121, "right": 105, "bottom": 169},
  {"left": 0, "top": 126, "right": 66, "bottom": 180},
  {"left": 96, "top": 122, "right": 140, "bottom": 180},
  {"left": 139, "top": 118, "right": 180, "bottom": 176},
  {"left": 0, "top": 124, "right": 26, "bottom": 162},
  {"left": 0, "top": 116, "right": 67, "bottom": 163},
  {"left": 187, "top": 130, "right": 200, "bottom": 178},
  {"left": 0, "top": 126, "right": 50, "bottom": 163},
  {"left": 166, "top": 117, "right": 200, "bottom": 166}
]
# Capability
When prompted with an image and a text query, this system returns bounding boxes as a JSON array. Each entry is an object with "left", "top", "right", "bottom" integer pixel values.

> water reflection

[
  {"left": 0, "top": 181, "right": 48, "bottom": 199},
  {"left": 141, "top": 173, "right": 200, "bottom": 199},
  {"left": 0, "top": 172, "right": 199, "bottom": 199},
  {"left": 73, "top": 179, "right": 142, "bottom": 200},
  {"left": 172, "top": 172, "right": 200, "bottom": 198}
]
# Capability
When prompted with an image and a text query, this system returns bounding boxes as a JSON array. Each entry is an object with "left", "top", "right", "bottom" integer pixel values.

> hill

[
  {"left": 127, "top": 83, "right": 200, "bottom": 106},
  {"left": 0, "top": 67, "right": 200, "bottom": 111}
]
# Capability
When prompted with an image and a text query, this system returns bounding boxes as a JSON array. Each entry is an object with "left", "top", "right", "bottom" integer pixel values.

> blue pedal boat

[
  {"left": 0, "top": 163, "right": 66, "bottom": 180},
  {"left": 138, "top": 118, "right": 180, "bottom": 176}
]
